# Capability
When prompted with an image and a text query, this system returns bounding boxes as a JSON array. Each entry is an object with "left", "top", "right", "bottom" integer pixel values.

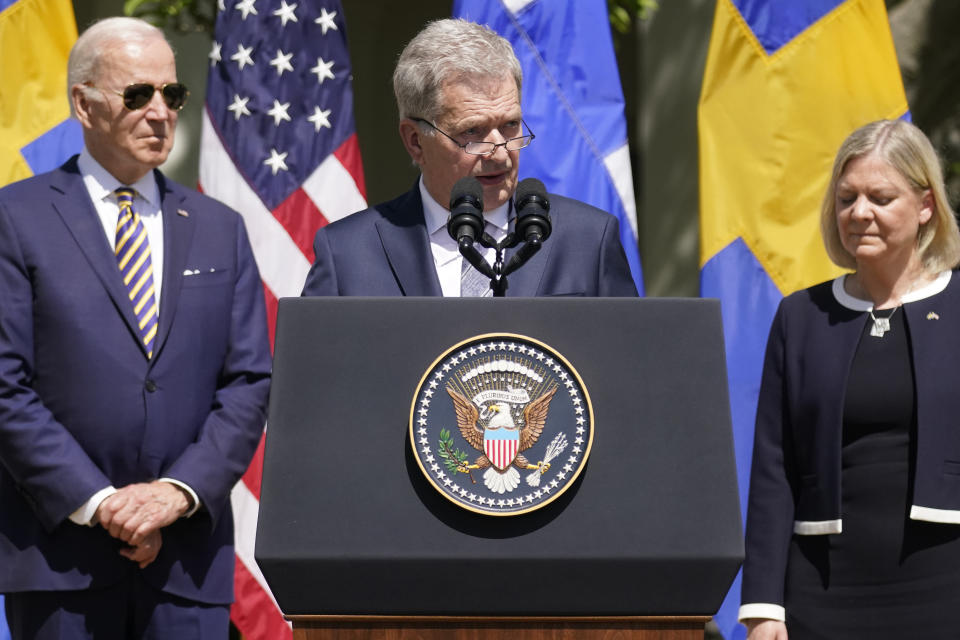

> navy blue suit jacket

[
  {"left": 302, "top": 183, "right": 638, "bottom": 297},
  {"left": 742, "top": 272, "right": 960, "bottom": 609},
  {"left": 0, "top": 157, "right": 271, "bottom": 604}
]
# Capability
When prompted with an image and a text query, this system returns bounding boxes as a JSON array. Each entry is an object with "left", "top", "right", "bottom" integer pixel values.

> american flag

[{"left": 198, "top": 1, "right": 366, "bottom": 637}]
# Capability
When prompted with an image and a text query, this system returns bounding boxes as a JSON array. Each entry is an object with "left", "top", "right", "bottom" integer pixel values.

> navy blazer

[
  {"left": 0, "top": 157, "right": 271, "bottom": 604},
  {"left": 301, "top": 183, "right": 638, "bottom": 297},
  {"left": 742, "top": 272, "right": 960, "bottom": 609}
]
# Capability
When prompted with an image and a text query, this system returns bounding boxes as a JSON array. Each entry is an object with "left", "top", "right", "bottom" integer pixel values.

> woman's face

[{"left": 835, "top": 152, "right": 933, "bottom": 267}]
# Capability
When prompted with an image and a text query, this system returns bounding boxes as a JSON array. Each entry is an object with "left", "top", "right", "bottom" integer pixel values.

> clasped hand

[{"left": 95, "top": 481, "right": 190, "bottom": 569}]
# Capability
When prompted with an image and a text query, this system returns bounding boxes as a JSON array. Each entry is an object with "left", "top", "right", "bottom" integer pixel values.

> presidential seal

[{"left": 410, "top": 333, "right": 593, "bottom": 516}]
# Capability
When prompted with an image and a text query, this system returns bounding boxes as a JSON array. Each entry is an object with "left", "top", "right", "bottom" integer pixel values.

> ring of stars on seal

[{"left": 410, "top": 333, "right": 593, "bottom": 516}]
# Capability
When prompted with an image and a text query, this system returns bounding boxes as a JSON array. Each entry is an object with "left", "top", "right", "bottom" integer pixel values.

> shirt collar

[
  {"left": 77, "top": 147, "right": 161, "bottom": 212},
  {"left": 419, "top": 176, "right": 511, "bottom": 238},
  {"left": 832, "top": 270, "right": 952, "bottom": 311}
]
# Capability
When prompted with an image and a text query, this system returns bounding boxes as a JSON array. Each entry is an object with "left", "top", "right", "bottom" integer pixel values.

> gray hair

[
  {"left": 67, "top": 17, "right": 169, "bottom": 116},
  {"left": 820, "top": 119, "right": 960, "bottom": 273},
  {"left": 392, "top": 19, "right": 522, "bottom": 123}
]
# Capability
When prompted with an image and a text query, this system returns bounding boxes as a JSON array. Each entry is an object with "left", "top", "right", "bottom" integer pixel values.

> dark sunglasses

[{"left": 90, "top": 82, "right": 190, "bottom": 111}]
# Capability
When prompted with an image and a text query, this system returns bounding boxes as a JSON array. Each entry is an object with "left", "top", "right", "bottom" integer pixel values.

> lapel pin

[
  {"left": 177, "top": 209, "right": 189, "bottom": 217},
  {"left": 926, "top": 311, "right": 940, "bottom": 320}
]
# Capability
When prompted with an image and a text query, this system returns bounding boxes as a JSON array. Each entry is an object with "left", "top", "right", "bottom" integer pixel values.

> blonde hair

[{"left": 820, "top": 119, "right": 960, "bottom": 272}]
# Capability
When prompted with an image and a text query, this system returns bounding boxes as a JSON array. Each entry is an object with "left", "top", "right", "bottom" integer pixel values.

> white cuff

[
  {"left": 910, "top": 505, "right": 960, "bottom": 524},
  {"left": 793, "top": 519, "right": 842, "bottom": 535},
  {"left": 159, "top": 478, "right": 201, "bottom": 517},
  {"left": 69, "top": 486, "right": 117, "bottom": 526},
  {"left": 738, "top": 603, "right": 785, "bottom": 622}
]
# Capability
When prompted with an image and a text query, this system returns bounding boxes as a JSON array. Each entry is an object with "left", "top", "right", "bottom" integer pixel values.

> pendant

[{"left": 870, "top": 316, "right": 891, "bottom": 338}]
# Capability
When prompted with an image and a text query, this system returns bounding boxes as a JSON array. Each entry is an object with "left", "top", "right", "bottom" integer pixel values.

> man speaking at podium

[{"left": 301, "top": 19, "right": 637, "bottom": 298}]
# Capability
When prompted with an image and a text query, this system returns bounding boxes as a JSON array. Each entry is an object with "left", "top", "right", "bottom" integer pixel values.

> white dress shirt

[
  {"left": 419, "top": 177, "right": 510, "bottom": 297},
  {"left": 68, "top": 149, "right": 198, "bottom": 525},
  {"left": 77, "top": 148, "right": 165, "bottom": 308}
]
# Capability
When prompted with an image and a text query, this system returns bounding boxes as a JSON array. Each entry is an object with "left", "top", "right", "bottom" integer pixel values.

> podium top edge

[
  {"left": 284, "top": 615, "right": 714, "bottom": 623},
  {"left": 278, "top": 296, "right": 718, "bottom": 304}
]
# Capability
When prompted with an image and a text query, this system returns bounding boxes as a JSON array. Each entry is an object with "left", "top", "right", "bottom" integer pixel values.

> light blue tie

[{"left": 460, "top": 256, "right": 492, "bottom": 297}]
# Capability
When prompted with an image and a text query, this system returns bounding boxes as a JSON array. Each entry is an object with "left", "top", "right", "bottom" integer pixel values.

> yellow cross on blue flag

[
  {"left": 0, "top": 0, "right": 82, "bottom": 186},
  {"left": 0, "top": 1, "right": 79, "bottom": 636},
  {"left": 698, "top": 0, "right": 908, "bottom": 637}
]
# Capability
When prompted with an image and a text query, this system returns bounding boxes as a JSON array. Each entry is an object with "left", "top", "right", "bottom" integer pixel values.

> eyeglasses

[
  {"left": 89, "top": 82, "right": 190, "bottom": 111},
  {"left": 411, "top": 118, "right": 535, "bottom": 156}
]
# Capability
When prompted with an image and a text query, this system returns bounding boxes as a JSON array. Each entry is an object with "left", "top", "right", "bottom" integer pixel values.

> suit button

[{"left": 145, "top": 379, "right": 158, "bottom": 393}]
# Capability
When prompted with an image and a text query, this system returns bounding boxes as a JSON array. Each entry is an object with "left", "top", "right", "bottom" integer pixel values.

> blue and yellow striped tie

[{"left": 115, "top": 188, "right": 158, "bottom": 358}]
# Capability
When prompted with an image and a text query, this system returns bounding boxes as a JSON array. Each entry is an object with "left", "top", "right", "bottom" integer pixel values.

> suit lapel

[
  {"left": 50, "top": 160, "right": 148, "bottom": 355},
  {"left": 376, "top": 186, "right": 443, "bottom": 296},
  {"left": 152, "top": 172, "right": 194, "bottom": 359},
  {"left": 503, "top": 207, "right": 552, "bottom": 297}
]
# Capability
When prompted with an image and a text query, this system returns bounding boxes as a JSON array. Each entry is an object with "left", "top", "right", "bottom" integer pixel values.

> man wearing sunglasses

[
  {"left": 302, "top": 19, "right": 637, "bottom": 298},
  {"left": 0, "top": 17, "right": 270, "bottom": 639}
]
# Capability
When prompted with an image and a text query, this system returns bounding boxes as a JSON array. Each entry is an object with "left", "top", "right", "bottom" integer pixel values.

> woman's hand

[{"left": 745, "top": 619, "right": 787, "bottom": 640}]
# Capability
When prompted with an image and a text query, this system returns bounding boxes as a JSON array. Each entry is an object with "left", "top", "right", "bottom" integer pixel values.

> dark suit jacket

[
  {"left": 742, "top": 272, "right": 960, "bottom": 609},
  {"left": 0, "top": 156, "right": 271, "bottom": 604},
  {"left": 301, "top": 183, "right": 638, "bottom": 297}
]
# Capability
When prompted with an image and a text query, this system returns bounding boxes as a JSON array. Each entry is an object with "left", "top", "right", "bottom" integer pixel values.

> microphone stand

[{"left": 459, "top": 227, "right": 544, "bottom": 298}]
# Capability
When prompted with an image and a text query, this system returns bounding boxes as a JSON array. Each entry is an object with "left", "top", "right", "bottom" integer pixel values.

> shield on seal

[{"left": 484, "top": 427, "right": 520, "bottom": 471}]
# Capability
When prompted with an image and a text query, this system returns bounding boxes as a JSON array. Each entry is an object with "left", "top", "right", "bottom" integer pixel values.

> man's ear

[
  {"left": 71, "top": 85, "right": 95, "bottom": 129},
  {"left": 398, "top": 119, "right": 424, "bottom": 166}
]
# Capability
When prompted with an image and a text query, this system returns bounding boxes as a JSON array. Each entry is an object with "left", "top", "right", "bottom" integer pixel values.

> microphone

[
  {"left": 446, "top": 176, "right": 484, "bottom": 246},
  {"left": 514, "top": 178, "right": 551, "bottom": 243},
  {"left": 501, "top": 178, "right": 551, "bottom": 278}
]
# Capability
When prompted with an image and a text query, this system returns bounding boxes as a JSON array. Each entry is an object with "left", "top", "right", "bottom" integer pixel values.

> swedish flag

[
  {"left": 0, "top": 1, "right": 79, "bottom": 636},
  {"left": 1, "top": 0, "right": 81, "bottom": 186},
  {"left": 697, "top": 1, "right": 907, "bottom": 637}
]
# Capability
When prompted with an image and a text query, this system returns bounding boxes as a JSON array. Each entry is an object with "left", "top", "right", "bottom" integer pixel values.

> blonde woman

[{"left": 741, "top": 120, "right": 960, "bottom": 639}]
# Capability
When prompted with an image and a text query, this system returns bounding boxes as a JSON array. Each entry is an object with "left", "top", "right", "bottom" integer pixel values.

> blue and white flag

[{"left": 453, "top": 0, "right": 644, "bottom": 294}]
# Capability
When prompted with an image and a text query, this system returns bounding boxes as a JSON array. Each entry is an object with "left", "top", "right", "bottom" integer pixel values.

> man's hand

[
  {"left": 745, "top": 619, "right": 788, "bottom": 640},
  {"left": 119, "top": 529, "right": 163, "bottom": 569},
  {"left": 96, "top": 481, "right": 190, "bottom": 546}
]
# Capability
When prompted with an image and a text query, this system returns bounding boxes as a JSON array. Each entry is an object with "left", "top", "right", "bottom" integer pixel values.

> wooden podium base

[{"left": 288, "top": 615, "right": 710, "bottom": 640}]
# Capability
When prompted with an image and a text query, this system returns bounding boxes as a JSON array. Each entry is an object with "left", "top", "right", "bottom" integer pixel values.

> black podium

[{"left": 257, "top": 297, "right": 742, "bottom": 639}]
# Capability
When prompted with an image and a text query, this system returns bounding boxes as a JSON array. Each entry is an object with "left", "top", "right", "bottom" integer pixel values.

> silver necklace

[{"left": 869, "top": 306, "right": 899, "bottom": 338}]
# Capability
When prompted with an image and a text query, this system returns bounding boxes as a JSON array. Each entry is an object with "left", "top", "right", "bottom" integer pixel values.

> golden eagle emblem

[{"left": 411, "top": 334, "right": 593, "bottom": 516}]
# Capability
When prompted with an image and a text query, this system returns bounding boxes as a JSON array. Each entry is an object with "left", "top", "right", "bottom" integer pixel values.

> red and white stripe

[{"left": 485, "top": 438, "right": 520, "bottom": 471}]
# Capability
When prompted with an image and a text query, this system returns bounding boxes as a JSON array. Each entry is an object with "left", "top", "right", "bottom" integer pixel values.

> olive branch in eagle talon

[{"left": 438, "top": 428, "right": 476, "bottom": 483}]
